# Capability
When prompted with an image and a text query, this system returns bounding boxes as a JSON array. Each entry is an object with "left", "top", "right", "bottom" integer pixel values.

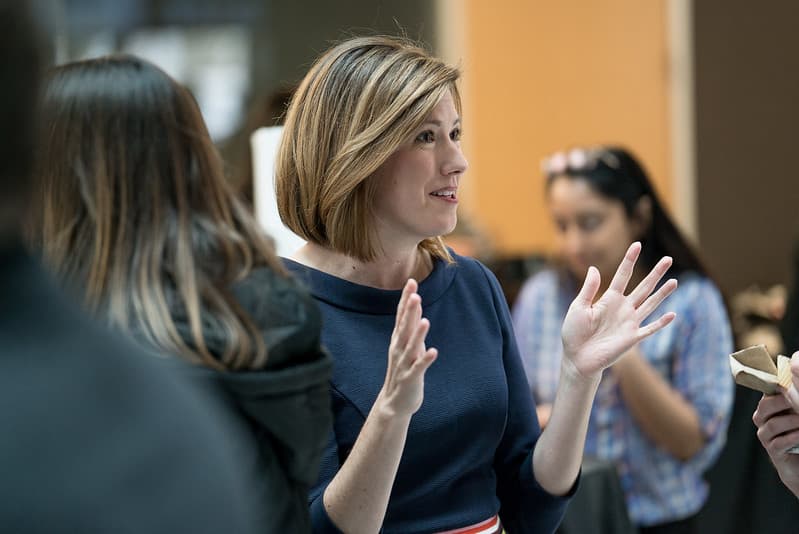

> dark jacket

[
  {"left": 171, "top": 266, "right": 333, "bottom": 533},
  {"left": 0, "top": 242, "right": 261, "bottom": 533}
]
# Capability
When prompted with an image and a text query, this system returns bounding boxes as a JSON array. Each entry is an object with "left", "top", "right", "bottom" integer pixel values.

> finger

[
  {"left": 767, "top": 428, "right": 799, "bottom": 454},
  {"left": 409, "top": 347, "right": 438, "bottom": 378},
  {"left": 607, "top": 242, "right": 641, "bottom": 294},
  {"left": 791, "top": 354, "right": 799, "bottom": 404},
  {"left": 394, "top": 293, "right": 422, "bottom": 349},
  {"left": 757, "top": 413, "right": 799, "bottom": 447},
  {"left": 628, "top": 256, "right": 673, "bottom": 307},
  {"left": 768, "top": 413, "right": 799, "bottom": 436},
  {"left": 575, "top": 265, "right": 601, "bottom": 305},
  {"left": 752, "top": 397, "right": 767, "bottom": 428},
  {"left": 394, "top": 279, "right": 418, "bottom": 330},
  {"left": 407, "top": 316, "right": 431, "bottom": 356},
  {"left": 785, "top": 384, "right": 799, "bottom": 413},
  {"left": 635, "top": 278, "right": 678, "bottom": 320},
  {"left": 636, "top": 311, "right": 676, "bottom": 340},
  {"left": 754, "top": 394, "right": 793, "bottom": 426},
  {"left": 792, "top": 352, "right": 799, "bottom": 382}
]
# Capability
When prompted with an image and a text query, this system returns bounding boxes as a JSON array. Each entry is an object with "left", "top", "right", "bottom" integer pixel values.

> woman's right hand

[{"left": 377, "top": 279, "right": 438, "bottom": 417}]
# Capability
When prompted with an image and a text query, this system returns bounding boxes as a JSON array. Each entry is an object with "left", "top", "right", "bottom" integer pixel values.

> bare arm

[
  {"left": 323, "top": 280, "right": 437, "bottom": 534},
  {"left": 323, "top": 401, "right": 411, "bottom": 533},
  {"left": 612, "top": 348, "right": 704, "bottom": 459},
  {"left": 533, "top": 361, "right": 599, "bottom": 494}
]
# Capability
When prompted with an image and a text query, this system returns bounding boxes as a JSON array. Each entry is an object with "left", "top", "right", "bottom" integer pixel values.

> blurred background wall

[
  {"left": 451, "top": 0, "right": 673, "bottom": 258},
  {"left": 693, "top": 0, "right": 799, "bottom": 295},
  {"left": 45, "top": 0, "right": 799, "bottom": 298}
]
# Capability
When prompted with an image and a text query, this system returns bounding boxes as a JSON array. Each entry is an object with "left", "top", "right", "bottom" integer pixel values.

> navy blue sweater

[{"left": 286, "top": 252, "right": 572, "bottom": 534}]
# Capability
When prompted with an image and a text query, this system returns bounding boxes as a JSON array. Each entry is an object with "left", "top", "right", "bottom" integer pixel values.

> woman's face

[
  {"left": 370, "top": 91, "right": 468, "bottom": 248},
  {"left": 547, "top": 175, "right": 642, "bottom": 283}
]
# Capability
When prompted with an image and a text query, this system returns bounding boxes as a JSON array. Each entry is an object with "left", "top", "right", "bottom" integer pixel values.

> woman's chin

[{"left": 428, "top": 218, "right": 458, "bottom": 240}]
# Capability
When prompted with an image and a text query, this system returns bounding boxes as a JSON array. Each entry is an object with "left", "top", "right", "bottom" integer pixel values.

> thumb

[
  {"left": 785, "top": 384, "right": 799, "bottom": 414},
  {"left": 575, "top": 266, "right": 601, "bottom": 306},
  {"left": 791, "top": 352, "right": 799, "bottom": 394}
]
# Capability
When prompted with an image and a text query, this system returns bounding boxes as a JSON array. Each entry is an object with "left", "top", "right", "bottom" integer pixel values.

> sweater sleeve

[
  {"left": 308, "top": 388, "right": 346, "bottom": 534},
  {"left": 479, "top": 263, "right": 574, "bottom": 533}
]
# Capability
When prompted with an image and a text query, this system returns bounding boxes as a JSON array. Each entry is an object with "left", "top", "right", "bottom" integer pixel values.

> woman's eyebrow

[{"left": 419, "top": 117, "right": 461, "bottom": 128}]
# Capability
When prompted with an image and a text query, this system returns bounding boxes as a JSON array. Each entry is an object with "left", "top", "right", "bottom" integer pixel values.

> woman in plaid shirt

[{"left": 512, "top": 146, "right": 734, "bottom": 534}]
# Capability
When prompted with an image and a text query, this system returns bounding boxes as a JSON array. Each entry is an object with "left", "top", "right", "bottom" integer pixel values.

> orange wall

[{"left": 457, "top": 0, "right": 672, "bottom": 256}]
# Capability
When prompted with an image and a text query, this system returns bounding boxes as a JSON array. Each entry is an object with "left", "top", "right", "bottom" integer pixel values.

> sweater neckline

[{"left": 283, "top": 254, "right": 458, "bottom": 315}]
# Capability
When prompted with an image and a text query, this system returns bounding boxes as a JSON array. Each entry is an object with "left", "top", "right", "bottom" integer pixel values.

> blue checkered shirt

[{"left": 511, "top": 269, "right": 734, "bottom": 526}]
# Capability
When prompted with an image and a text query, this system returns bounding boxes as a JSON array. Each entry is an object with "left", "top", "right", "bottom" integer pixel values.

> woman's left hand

[{"left": 561, "top": 242, "right": 678, "bottom": 379}]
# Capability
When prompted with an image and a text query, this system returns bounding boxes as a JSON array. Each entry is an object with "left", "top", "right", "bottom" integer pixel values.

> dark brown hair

[
  {"left": 31, "top": 55, "right": 284, "bottom": 371},
  {"left": 546, "top": 145, "right": 709, "bottom": 277}
]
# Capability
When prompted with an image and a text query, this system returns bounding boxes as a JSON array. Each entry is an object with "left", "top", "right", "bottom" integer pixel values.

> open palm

[{"left": 561, "top": 242, "right": 678, "bottom": 377}]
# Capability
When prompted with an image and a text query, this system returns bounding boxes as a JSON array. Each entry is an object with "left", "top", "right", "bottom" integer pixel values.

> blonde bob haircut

[{"left": 276, "top": 35, "right": 461, "bottom": 262}]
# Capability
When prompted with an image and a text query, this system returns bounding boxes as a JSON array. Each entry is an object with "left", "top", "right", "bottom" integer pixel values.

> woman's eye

[
  {"left": 579, "top": 215, "right": 603, "bottom": 232},
  {"left": 450, "top": 128, "right": 462, "bottom": 141},
  {"left": 416, "top": 130, "right": 435, "bottom": 143}
]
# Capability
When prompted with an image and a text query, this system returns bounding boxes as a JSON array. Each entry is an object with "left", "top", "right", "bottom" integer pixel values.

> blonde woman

[{"left": 276, "top": 36, "right": 678, "bottom": 534}]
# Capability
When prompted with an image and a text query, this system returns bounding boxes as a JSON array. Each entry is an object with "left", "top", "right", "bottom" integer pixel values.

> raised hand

[
  {"left": 378, "top": 279, "right": 438, "bottom": 417},
  {"left": 560, "top": 242, "right": 678, "bottom": 378}
]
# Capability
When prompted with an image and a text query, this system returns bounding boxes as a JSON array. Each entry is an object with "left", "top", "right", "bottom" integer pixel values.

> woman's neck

[{"left": 291, "top": 242, "right": 433, "bottom": 290}]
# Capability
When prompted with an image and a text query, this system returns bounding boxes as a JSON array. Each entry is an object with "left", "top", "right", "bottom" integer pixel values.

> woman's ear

[{"left": 632, "top": 195, "right": 653, "bottom": 237}]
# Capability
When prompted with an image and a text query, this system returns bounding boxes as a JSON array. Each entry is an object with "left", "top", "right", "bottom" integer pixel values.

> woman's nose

[
  {"left": 442, "top": 140, "right": 468, "bottom": 177},
  {"left": 562, "top": 227, "right": 586, "bottom": 257}
]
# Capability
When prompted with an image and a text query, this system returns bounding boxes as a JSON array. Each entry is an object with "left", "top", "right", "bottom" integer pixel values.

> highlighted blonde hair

[{"left": 276, "top": 35, "right": 460, "bottom": 262}]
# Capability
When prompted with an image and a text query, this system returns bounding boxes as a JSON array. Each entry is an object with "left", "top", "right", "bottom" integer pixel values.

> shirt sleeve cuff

[
  {"left": 310, "top": 494, "right": 345, "bottom": 534},
  {"left": 522, "top": 450, "right": 581, "bottom": 500}
]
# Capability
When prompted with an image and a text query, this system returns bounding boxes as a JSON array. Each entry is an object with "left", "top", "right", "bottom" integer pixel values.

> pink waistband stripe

[{"left": 437, "top": 515, "right": 502, "bottom": 534}]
